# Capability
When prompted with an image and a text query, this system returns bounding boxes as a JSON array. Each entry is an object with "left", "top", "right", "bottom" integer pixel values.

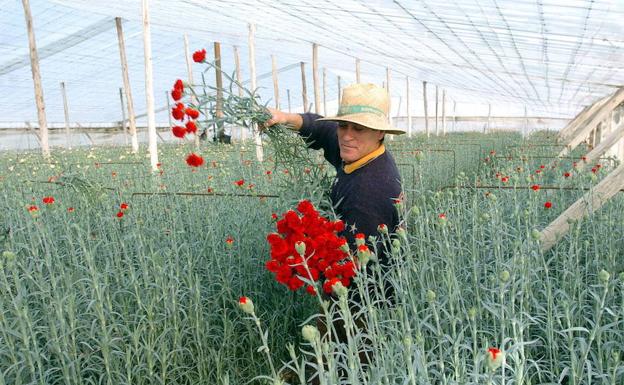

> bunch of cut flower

[
  {"left": 169, "top": 48, "right": 327, "bottom": 186},
  {"left": 265, "top": 199, "right": 357, "bottom": 295}
]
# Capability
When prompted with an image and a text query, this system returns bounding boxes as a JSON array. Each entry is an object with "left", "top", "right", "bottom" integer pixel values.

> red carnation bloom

[
  {"left": 120, "top": 203, "right": 129, "bottom": 210},
  {"left": 531, "top": 184, "right": 540, "bottom": 191},
  {"left": 171, "top": 88, "right": 182, "bottom": 101},
  {"left": 173, "top": 79, "right": 184, "bottom": 91},
  {"left": 564, "top": 172, "right": 571, "bottom": 178},
  {"left": 67, "top": 207, "right": 75, "bottom": 212},
  {"left": 544, "top": 201, "right": 552, "bottom": 209},
  {"left": 171, "top": 125, "right": 187, "bottom": 138},
  {"left": 192, "top": 49, "right": 206, "bottom": 63},
  {"left": 172, "top": 105, "right": 185, "bottom": 121},
  {"left": 234, "top": 179, "right": 245, "bottom": 187},
  {"left": 116, "top": 211, "right": 124, "bottom": 218},
  {"left": 185, "top": 120, "right": 198, "bottom": 134},
  {"left": 185, "top": 153, "right": 204, "bottom": 167},
  {"left": 185, "top": 108, "right": 200, "bottom": 119},
  {"left": 42, "top": 196, "right": 55, "bottom": 204},
  {"left": 28, "top": 205, "right": 39, "bottom": 212}
]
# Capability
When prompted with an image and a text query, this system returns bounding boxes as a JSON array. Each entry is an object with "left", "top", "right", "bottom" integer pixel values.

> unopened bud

[
  {"left": 426, "top": 289, "right": 436, "bottom": 302},
  {"left": 531, "top": 229, "right": 542, "bottom": 240},
  {"left": 295, "top": 241, "right": 306, "bottom": 256},
  {"left": 377, "top": 223, "right": 388, "bottom": 235},
  {"left": 238, "top": 296, "right": 254, "bottom": 315},
  {"left": 301, "top": 325, "right": 320, "bottom": 343},
  {"left": 499, "top": 270, "right": 510, "bottom": 283},
  {"left": 332, "top": 281, "right": 348, "bottom": 298},
  {"left": 486, "top": 348, "right": 504, "bottom": 371},
  {"left": 598, "top": 269, "right": 610, "bottom": 284}
]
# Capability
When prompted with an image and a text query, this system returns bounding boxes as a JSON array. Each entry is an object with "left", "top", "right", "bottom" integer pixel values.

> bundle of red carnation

[{"left": 266, "top": 200, "right": 357, "bottom": 296}]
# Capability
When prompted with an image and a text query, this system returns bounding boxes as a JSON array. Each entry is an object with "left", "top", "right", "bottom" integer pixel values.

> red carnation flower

[
  {"left": 185, "top": 108, "right": 200, "bottom": 119},
  {"left": 544, "top": 201, "right": 552, "bottom": 209},
  {"left": 531, "top": 184, "right": 540, "bottom": 191},
  {"left": 173, "top": 79, "right": 184, "bottom": 91},
  {"left": 116, "top": 211, "right": 124, "bottom": 218},
  {"left": 185, "top": 120, "right": 198, "bottom": 134},
  {"left": 171, "top": 104, "right": 185, "bottom": 120},
  {"left": 564, "top": 172, "right": 571, "bottom": 178},
  {"left": 192, "top": 49, "right": 206, "bottom": 63},
  {"left": 234, "top": 179, "right": 245, "bottom": 187},
  {"left": 28, "top": 205, "right": 39, "bottom": 212},
  {"left": 120, "top": 203, "right": 129, "bottom": 210},
  {"left": 67, "top": 207, "right": 75, "bottom": 212},
  {"left": 185, "top": 153, "right": 204, "bottom": 167},
  {"left": 42, "top": 196, "right": 55, "bottom": 204},
  {"left": 171, "top": 88, "right": 182, "bottom": 101},
  {"left": 171, "top": 125, "right": 187, "bottom": 138}
]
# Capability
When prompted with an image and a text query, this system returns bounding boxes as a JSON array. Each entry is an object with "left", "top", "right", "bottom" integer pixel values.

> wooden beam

[
  {"left": 142, "top": 0, "right": 158, "bottom": 171},
  {"left": 442, "top": 89, "right": 446, "bottom": 136},
  {"left": 119, "top": 88, "right": 128, "bottom": 145},
  {"left": 322, "top": 67, "right": 327, "bottom": 116},
  {"left": 116, "top": 17, "right": 139, "bottom": 153},
  {"left": 386, "top": 67, "right": 391, "bottom": 125},
  {"left": 355, "top": 58, "right": 360, "bottom": 83},
  {"left": 214, "top": 41, "right": 224, "bottom": 142},
  {"left": 423, "top": 81, "right": 429, "bottom": 137},
  {"left": 406, "top": 76, "right": 411, "bottom": 138},
  {"left": 271, "top": 55, "right": 280, "bottom": 110},
  {"left": 559, "top": 96, "right": 608, "bottom": 141},
  {"left": 560, "top": 88, "right": 624, "bottom": 156},
  {"left": 435, "top": 85, "right": 439, "bottom": 136},
  {"left": 582, "top": 121, "right": 624, "bottom": 164},
  {"left": 248, "top": 23, "right": 263, "bottom": 161},
  {"left": 312, "top": 43, "right": 320, "bottom": 114},
  {"left": 22, "top": 0, "right": 49, "bottom": 157},
  {"left": 300, "top": 62, "right": 308, "bottom": 112},
  {"left": 60, "top": 81, "right": 71, "bottom": 148},
  {"left": 540, "top": 162, "right": 624, "bottom": 252}
]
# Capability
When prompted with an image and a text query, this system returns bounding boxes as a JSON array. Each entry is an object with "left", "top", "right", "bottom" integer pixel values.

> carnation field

[{"left": 0, "top": 131, "right": 623, "bottom": 385}]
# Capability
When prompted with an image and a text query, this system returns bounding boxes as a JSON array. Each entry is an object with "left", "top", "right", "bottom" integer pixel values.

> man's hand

[{"left": 263, "top": 108, "right": 303, "bottom": 131}]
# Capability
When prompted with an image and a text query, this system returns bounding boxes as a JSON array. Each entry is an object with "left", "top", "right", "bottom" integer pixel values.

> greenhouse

[{"left": 1, "top": 0, "right": 623, "bottom": 384}]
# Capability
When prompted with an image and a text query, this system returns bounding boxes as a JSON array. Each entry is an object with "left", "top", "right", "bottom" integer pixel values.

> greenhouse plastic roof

[{"left": 2, "top": 0, "right": 624, "bottom": 126}]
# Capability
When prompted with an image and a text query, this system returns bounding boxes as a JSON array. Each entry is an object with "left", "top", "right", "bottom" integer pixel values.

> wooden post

[
  {"left": 355, "top": 58, "right": 361, "bottom": 83},
  {"left": 442, "top": 89, "right": 446, "bottom": 136},
  {"left": 560, "top": 88, "right": 624, "bottom": 156},
  {"left": 214, "top": 41, "right": 225, "bottom": 142},
  {"left": 287, "top": 89, "right": 292, "bottom": 113},
  {"left": 60, "top": 81, "right": 71, "bottom": 148},
  {"left": 423, "top": 81, "right": 429, "bottom": 137},
  {"left": 115, "top": 17, "right": 139, "bottom": 153},
  {"left": 312, "top": 43, "right": 320, "bottom": 114},
  {"left": 183, "top": 33, "right": 200, "bottom": 147},
  {"left": 337, "top": 76, "right": 342, "bottom": 105},
  {"left": 248, "top": 23, "right": 263, "bottom": 161},
  {"left": 271, "top": 55, "right": 280, "bottom": 109},
  {"left": 540, "top": 163, "right": 624, "bottom": 252},
  {"left": 386, "top": 67, "right": 391, "bottom": 125},
  {"left": 119, "top": 88, "right": 128, "bottom": 145},
  {"left": 559, "top": 96, "right": 608, "bottom": 141},
  {"left": 165, "top": 90, "right": 172, "bottom": 129},
  {"left": 524, "top": 105, "right": 528, "bottom": 137},
  {"left": 300, "top": 62, "right": 308, "bottom": 112},
  {"left": 453, "top": 100, "right": 457, "bottom": 132},
  {"left": 142, "top": 0, "right": 158, "bottom": 170},
  {"left": 322, "top": 67, "right": 327, "bottom": 116},
  {"left": 233, "top": 45, "right": 244, "bottom": 141},
  {"left": 233, "top": 46, "right": 243, "bottom": 97},
  {"left": 435, "top": 85, "right": 439, "bottom": 136},
  {"left": 22, "top": 0, "right": 49, "bottom": 157},
  {"left": 583, "top": 122, "right": 624, "bottom": 164},
  {"left": 406, "top": 76, "right": 411, "bottom": 137}
]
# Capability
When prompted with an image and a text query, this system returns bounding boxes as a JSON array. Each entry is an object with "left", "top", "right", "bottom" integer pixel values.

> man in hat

[
  {"left": 264, "top": 82, "right": 405, "bottom": 251},
  {"left": 265, "top": 83, "right": 405, "bottom": 383}
]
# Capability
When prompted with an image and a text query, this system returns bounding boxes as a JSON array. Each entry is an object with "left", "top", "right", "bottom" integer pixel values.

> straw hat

[{"left": 318, "top": 83, "right": 405, "bottom": 135}]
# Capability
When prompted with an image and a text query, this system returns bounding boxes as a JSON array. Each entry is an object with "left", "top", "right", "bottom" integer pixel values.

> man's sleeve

[{"left": 298, "top": 113, "right": 341, "bottom": 168}]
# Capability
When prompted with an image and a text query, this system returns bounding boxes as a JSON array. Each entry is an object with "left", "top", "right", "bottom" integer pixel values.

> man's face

[{"left": 337, "top": 121, "right": 385, "bottom": 164}]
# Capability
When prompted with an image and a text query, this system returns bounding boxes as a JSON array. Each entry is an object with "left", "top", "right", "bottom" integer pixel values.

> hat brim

[{"left": 317, "top": 113, "right": 406, "bottom": 135}]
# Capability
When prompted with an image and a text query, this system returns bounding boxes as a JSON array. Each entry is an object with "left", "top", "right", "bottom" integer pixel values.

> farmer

[
  {"left": 264, "top": 82, "right": 405, "bottom": 253},
  {"left": 265, "top": 83, "right": 405, "bottom": 382}
]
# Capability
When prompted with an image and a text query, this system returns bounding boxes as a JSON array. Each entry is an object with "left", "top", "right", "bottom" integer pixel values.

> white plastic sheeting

[{"left": 2, "top": 0, "right": 624, "bottom": 127}]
